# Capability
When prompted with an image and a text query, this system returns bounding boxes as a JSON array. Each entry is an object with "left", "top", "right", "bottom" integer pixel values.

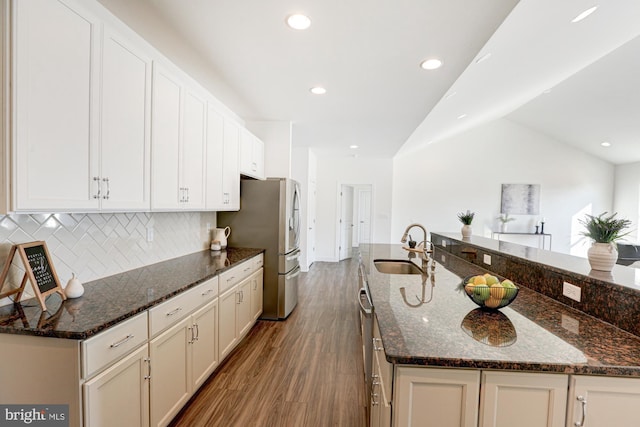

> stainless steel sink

[{"left": 374, "top": 259, "right": 423, "bottom": 275}]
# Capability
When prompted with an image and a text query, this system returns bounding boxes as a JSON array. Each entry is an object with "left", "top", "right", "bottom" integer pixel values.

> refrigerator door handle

[
  {"left": 286, "top": 250, "right": 301, "bottom": 262},
  {"left": 285, "top": 268, "right": 301, "bottom": 280}
]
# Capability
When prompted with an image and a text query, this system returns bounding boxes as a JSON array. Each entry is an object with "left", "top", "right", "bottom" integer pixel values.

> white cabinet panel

[
  {"left": 480, "top": 371, "right": 567, "bottom": 427},
  {"left": 191, "top": 299, "right": 219, "bottom": 390},
  {"left": 181, "top": 89, "right": 206, "bottom": 209},
  {"left": 240, "top": 128, "right": 264, "bottom": 180},
  {"left": 218, "top": 286, "right": 239, "bottom": 360},
  {"left": 14, "top": 0, "right": 100, "bottom": 211},
  {"left": 84, "top": 344, "right": 149, "bottom": 427},
  {"left": 395, "top": 367, "right": 480, "bottom": 427},
  {"left": 222, "top": 119, "right": 240, "bottom": 210},
  {"left": 206, "top": 115, "right": 240, "bottom": 211},
  {"left": 151, "top": 64, "right": 182, "bottom": 210},
  {"left": 567, "top": 375, "right": 640, "bottom": 427},
  {"left": 100, "top": 26, "right": 151, "bottom": 211}
]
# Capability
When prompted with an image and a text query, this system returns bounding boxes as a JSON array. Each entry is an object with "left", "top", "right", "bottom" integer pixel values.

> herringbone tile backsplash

[{"left": 0, "top": 211, "right": 217, "bottom": 306}]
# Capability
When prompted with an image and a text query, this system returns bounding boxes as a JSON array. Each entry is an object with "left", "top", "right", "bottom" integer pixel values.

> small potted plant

[
  {"left": 497, "top": 213, "right": 516, "bottom": 233},
  {"left": 579, "top": 212, "right": 632, "bottom": 271},
  {"left": 457, "top": 210, "right": 475, "bottom": 238}
]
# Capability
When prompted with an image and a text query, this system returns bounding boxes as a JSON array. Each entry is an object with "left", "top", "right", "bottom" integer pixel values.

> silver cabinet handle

[
  {"left": 201, "top": 289, "right": 214, "bottom": 296},
  {"left": 188, "top": 326, "right": 194, "bottom": 344},
  {"left": 144, "top": 357, "right": 151, "bottom": 380},
  {"left": 194, "top": 323, "right": 199, "bottom": 341},
  {"left": 373, "top": 337, "right": 383, "bottom": 352},
  {"left": 93, "top": 177, "right": 101, "bottom": 199},
  {"left": 166, "top": 307, "right": 183, "bottom": 317},
  {"left": 186, "top": 187, "right": 189, "bottom": 202},
  {"left": 574, "top": 396, "right": 587, "bottom": 427},
  {"left": 102, "top": 177, "right": 110, "bottom": 200},
  {"left": 236, "top": 291, "right": 241, "bottom": 304},
  {"left": 109, "top": 334, "right": 134, "bottom": 348}
]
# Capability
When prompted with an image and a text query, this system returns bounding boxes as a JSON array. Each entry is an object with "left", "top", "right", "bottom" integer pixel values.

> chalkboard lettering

[{"left": 23, "top": 245, "right": 56, "bottom": 293}]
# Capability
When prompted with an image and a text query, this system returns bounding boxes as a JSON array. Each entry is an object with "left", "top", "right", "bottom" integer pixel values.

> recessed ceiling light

[
  {"left": 457, "top": 114, "right": 467, "bottom": 120},
  {"left": 572, "top": 6, "right": 598, "bottom": 23},
  {"left": 310, "top": 86, "right": 326, "bottom": 95},
  {"left": 349, "top": 145, "right": 359, "bottom": 149},
  {"left": 601, "top": 141, "right": 611, "bottom": 147},
  {"left": 420, "top": 58, "right": 443, "bottom": 70},
  {"left": 286, "top": 14, "right": 311, "bottom": 30},
  {"left": 475, "top": 53, "right": 492, "bottom": 64}
]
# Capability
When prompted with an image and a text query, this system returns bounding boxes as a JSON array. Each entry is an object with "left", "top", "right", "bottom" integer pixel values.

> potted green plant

[
  {"left": 579, "top": 212, "right": 632, "bottom": 271},
  {"left": 497, "top": 213, "right": 516, "bottom": 233},
  {"left": 457, "top": 210, "right": 475, "bottom": 238}
]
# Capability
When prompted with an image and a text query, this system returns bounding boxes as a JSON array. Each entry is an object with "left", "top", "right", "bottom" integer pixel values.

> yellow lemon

[
  {"left": 473, "top": 275, "right": 487, "bottom": 286},
  {"left": 484, "top": 296, "right": 502, "bottom": 308}
]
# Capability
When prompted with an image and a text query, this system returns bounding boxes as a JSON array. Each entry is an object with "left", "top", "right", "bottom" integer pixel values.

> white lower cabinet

[
  {"left": 149, "top": 297, "right": 219, "bottom": 427},
  {"left": 149, "top": 316, "right": 192, "bottom": 427},
  {"left": 219, "top": 285, "right": 240, "bottom": 360},
  {"left": 191, "top": 299, "right": 219, "bottom": 390},
  {"left": 250, "top": 268, "right": 264, "bottom": 321},
  {"left": 480, "top": 371, "right": 567, "bottom": 427},
  {"left": 83, "top": 345, "right": 150, "bottom": 427},
  {"left": 394, "top": 367, "right": 480, "bottom": 427},
  {"left": 567, "top": 375, "right": 640, "bottom": 427}
]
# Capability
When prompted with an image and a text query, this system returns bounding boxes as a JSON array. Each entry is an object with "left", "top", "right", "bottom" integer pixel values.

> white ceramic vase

[
  {"left": 500, "top": 222, "right": 508, "bottom": 233},
  {"left": 587, "top": 242, "right": 618, "bottom": 272},
  {"left": 461, "top": 224, "right": 472, "bottom": 239}
]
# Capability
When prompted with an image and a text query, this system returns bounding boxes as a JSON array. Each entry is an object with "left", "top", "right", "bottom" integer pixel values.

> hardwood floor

[{"left": 169, "top": 257, "right": 368, "bottom": 427}]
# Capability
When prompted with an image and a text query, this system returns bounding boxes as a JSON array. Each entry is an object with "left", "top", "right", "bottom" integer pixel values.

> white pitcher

[{"left": 213, "top": 226, "right": 231, "bottom": 249}]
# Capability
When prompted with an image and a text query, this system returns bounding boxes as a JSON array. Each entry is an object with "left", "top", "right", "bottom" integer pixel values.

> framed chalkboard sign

[{"left": 0, "top": 241, "right": 66, "bottom": 311}]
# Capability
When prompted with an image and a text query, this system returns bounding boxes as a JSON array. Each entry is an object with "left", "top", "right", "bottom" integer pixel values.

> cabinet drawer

[
  {"left": 148, "top": 286, "right": 200, "bottom": 337},
  {"left": 219, "top": 263, "right": 252, "bottom": 293},
  {"left": 253, "top": 254, "right": 264, "bottom": 269},
  {"left": 194, "top": 276, "right": 219, "bottom": 307},
  {"left": 82, "top": 312, "right": 148, "bottom": 379}
]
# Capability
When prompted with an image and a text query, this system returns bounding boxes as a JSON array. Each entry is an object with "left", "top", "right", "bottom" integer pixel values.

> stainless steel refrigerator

[{"left": 217, "top": 178, "right": 301, "bottom": 319}]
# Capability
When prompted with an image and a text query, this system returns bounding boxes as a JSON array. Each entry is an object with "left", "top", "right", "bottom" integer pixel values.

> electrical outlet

[
  {"left": 206, "top": 223, "right": 211, "bottom": 232},
  {"left": 146, "top": 226, "right": 154, "bottom": 242},
  {"left": 483, "top": 254, "right": 491, "bottom": 265},
  {"left": 563, "top": 281, "right": 581, "bottom": 302},
  {"left": 441, "top": 254, "right": 446, "bottom": 263},
  {"left": 441, "top": 240, "right": 447, "bottom": 248}
]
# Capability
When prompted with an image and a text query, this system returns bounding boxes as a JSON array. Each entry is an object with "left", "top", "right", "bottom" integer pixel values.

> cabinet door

[
  {"left": 180, "top": 89, "right": 206, "bottom": 209},
  {"left": 151, "top": 64, "right": 182, "bottom": 210},
  {"left": 222, "top": 119, "right": 240, "bottom": 210},
  {"left": 191, "top": 299, "right": 218, "bottom": 390},
  {"left": 84, "top": 345, "right": 149, "bottom": 427},
  {"left": 237, "top": 277, "right": 253, "bottom": 338},
  {"left": 250, "top": 268, "right": 263, "bottom": 321},
  {"left": 205, "top": 104, "right": 224, "bottom": 210},
  {"left": 567, "top": 375, "right": 640, "bottom": 427},
  {"left": 149, "top": 317, "right": 191, "bottom": 427},
  {"left": 218, "top": 286, "right": 239, "bottom": 360},
  {"left": 480, "top": 371, "right": 567, "bottom": 427},
  {"left": 14, "top": 0, "right": 100, "bottom": 211},
  {"left": 239, "top": 128, "right": 254, "bottom": 176},
  {"left": 253, "top": 136, "right": 265, "bottom": 179},
  {"left": 394, "top": 367, "right": 480, "bottom": 427},
  {"left": 100, "top": 26, "right": 151, "bottom": 211}
]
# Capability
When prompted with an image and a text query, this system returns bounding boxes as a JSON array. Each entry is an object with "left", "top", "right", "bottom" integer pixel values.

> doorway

[{"left": 338, "top": 184, "right": 373, "bottom": 260}]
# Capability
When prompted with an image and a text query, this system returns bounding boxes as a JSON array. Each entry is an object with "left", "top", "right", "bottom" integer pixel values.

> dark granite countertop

[
  {"left": 361, "top": 243, "right": 640, "bottom": 377},
  {"left": 0, "top": 247, "right": 263, "bottom": 339}
]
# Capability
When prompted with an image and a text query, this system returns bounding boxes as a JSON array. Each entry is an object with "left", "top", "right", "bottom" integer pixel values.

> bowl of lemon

[{"left": 462, "top": 273, "right": 519, "bottom": 310}]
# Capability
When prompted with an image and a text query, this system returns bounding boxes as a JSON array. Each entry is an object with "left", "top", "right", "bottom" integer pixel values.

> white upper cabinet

[
  {"left": 99, "top": 26, "right": 151, "bottom": 211},
  {"left": 13, "top": 0, "right": 101, "bottom": 211},
  {"left": 180, "top": 88, "right": 206, "bottom": 210},
  {"left": 239, "top": 128, "right": 265, "bottom": 180},
  {"left": 206, "top": 105, "right": 240, "bottom": 211},
  {"left": 151, "top": 63, "right": 206, "bottom": 211},
  {"left": 12, "top": 0, "right": 152, "bottom": 212}
]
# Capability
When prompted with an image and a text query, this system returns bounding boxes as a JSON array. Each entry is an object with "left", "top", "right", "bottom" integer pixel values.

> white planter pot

[
  {"left": 587, "top": 242, "right": 618, "bottom": 272},
  {"left": 461, "top": 224, "right": 472, "bottom": 238},
  {"left": 500, "top": 222, "right": 508, "bottom": 233}
]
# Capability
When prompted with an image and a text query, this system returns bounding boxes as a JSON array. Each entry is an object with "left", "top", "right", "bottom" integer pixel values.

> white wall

[
  {"left": 614, "top": 161, "right": 640, "bottom": 242},
  {"left": 392, "top": 119, "right": 615, "bottom": 255},
  {"left": 315, "top": 155, "right": 393, "bottom": 262},
  {"left": 292, "top": 147, "right": 317, "bottom": 271},
  {"left": 247, "top": 120, "right": 292, "bottom": 179}
]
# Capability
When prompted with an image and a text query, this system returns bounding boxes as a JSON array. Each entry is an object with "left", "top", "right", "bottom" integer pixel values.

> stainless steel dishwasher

[{"left": 357, "top": 261, "right": 374, "bottom": 419}]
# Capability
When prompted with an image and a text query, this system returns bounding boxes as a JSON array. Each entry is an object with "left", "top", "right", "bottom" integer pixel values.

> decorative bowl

[{"left": 461, "top": 274, "right": 519, "bottom": 310}]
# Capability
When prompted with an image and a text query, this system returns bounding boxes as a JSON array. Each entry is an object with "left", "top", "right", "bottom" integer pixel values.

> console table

[{"left": 491, "top": 231, "right": 552, "bottom": 250}]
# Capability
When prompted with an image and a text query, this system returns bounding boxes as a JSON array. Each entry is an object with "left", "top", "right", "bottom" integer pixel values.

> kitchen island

[{"left": 360, "top": 241, "right": 640, "bottom": 427}]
